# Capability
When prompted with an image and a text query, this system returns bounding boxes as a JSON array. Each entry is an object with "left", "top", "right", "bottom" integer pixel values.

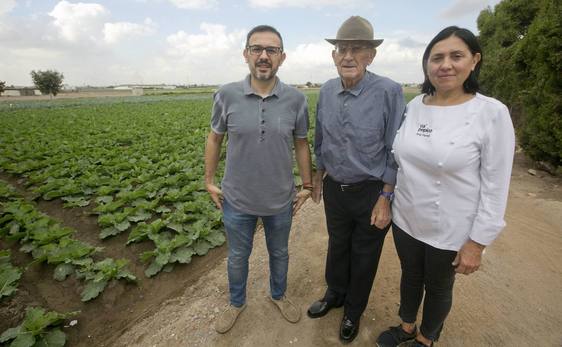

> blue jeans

[{"left": 222, "top": 199, "right": 293, "bottom": 307}]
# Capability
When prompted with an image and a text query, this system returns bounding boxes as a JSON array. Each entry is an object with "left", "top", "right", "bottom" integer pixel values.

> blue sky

[{"left": 0, "top": 0, "right": 501, "bottom": 86}]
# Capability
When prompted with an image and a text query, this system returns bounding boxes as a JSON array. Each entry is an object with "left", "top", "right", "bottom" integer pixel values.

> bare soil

[{"left": 2, "top": 152, "right": 561, "bottom": 347}]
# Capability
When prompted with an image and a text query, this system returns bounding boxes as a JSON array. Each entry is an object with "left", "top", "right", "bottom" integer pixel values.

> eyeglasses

[
  {"left": 247, "top": 45, "right": 283, "bottom": 56},
  {"left": 334, "top": 45, "right": 372, "bottom": 55}
]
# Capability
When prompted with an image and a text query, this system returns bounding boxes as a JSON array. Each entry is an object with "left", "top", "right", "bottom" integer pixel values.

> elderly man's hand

[
  {"left": 206, "top": 183, "right": 224, "bottom": 210},
  {"left": 452, "top": 240, "right": 485, "bottom": 275},
  {"left": 370, "top": 196, "right": 391, "bottom": 229},
  {"left": 293, "top": 189, "right": 311, "bottom": 215}
]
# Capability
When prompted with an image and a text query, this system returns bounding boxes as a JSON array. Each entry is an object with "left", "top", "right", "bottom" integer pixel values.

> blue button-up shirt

[{"left": 314, "top": 71, "right": 405, "bottom": 185}]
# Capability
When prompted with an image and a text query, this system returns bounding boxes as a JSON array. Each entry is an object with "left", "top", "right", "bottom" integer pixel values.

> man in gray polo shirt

[
  {"left": 204, "top": 25, "right": 313, "bottom": 334},
  {"left": 306, "top": 16, "right": 405, "bottom": 343}
]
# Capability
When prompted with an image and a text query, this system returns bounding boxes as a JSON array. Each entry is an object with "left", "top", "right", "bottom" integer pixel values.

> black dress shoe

[
  {"left": 340, "top": 316, "right": 359, "bottom": 344},
  {"left": 306, "top": 299, "right": 343, "bottom": 318}
]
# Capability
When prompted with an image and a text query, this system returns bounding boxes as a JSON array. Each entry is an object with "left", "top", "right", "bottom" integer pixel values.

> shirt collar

[
  {"left": 243, "top": 74, "right": 282, "bottom": 98},
  {"left": 337, "top": 70, "right": 373, "bottom": 96}
]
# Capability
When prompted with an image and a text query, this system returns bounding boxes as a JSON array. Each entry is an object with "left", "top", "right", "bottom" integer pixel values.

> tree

[
  {"left": 477, "top": 0, "right": 561, "bottom": 171},
  {"left": 0, "top": 81, "right": 5, "bottom": 95},
  {"left": 30, "top": 70, "right": 64, "bottom": 98}
]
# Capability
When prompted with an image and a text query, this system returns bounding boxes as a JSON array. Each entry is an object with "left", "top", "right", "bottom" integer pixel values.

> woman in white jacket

[{"left": 376, "top": 26, "right": 515, "bottom": 347}]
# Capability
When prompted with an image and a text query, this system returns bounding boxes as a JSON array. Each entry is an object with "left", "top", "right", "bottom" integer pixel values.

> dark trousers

[
  {"left": 323, "top": 176, "right": 389, "bottom": 322},
  {"left": 392, "top": 223, "right": 457, "bottom": 341}
]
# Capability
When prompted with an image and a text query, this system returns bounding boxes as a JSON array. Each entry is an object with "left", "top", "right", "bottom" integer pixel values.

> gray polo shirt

[
  {"left": 314, "top": 71, "right": 405, "bottom": 185},
  {"left": 211, "top": 75, "right": 309, "bottom": 215}
]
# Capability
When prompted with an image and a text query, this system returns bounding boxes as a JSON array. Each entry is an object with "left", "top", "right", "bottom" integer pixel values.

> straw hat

[{"left": 325, "top": 16, "right": 384, "bottom": 47}]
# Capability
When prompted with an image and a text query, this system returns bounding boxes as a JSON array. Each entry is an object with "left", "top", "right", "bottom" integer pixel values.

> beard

[{"left": 252, "top": 59, "right": 278, "bottom": 81}]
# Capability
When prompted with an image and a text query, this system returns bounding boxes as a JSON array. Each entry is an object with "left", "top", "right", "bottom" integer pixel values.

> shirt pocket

[
  {"left": 353, "top": 126, "right": 384, "bottom": 155},
  {"left": 277, "top": 114, "right": 295, "bottom": 139}
]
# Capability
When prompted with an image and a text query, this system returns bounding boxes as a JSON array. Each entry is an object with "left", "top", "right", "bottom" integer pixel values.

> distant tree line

[{"left": 477, "top": 0, "right": 561, "bottom": 172}]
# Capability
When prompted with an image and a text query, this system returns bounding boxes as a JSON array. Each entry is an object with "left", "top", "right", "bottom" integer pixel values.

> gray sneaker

[
  {"left": 269, "top": 295, "right": 301, "bottom": 323},
  {"left": 214, "top": 304, "right": 246, "bottom": 334}
]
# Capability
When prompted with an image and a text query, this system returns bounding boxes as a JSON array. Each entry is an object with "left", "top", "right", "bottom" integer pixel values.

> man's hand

[
  {"left": 452, "top": 239, "right": 485, "bottom": 275},
  {"left": 206, "top": 183, "right": 224, "bottom": 210},
  {"left": 293, "top": 189, "right": 311, "bottom": 215},
  {"left": 370, "top": 196, "right": 391, "bottom": 229}
]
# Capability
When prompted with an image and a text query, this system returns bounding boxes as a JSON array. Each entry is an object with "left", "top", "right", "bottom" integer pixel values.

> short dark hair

[
  {"left": 421, "top": 26, "right": 483, "bottom": 95},
  {"left": 245, "top": 25, "right": 284, "bottom": 50}
]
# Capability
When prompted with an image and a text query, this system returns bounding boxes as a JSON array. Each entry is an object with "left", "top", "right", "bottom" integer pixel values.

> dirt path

[{"left": 110, "top": 155, "right": 562, "bottom": 347}]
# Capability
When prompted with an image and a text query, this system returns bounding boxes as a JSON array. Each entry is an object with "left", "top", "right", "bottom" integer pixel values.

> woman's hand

[{"left": 452, "top": 239, "right": 485, "bottom": 275}]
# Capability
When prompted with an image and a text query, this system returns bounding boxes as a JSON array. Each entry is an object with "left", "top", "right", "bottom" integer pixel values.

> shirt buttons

[
  {"left": 450, "top": 140, "right": 455, "bottom": 145},
  {"left": 396, "top": 130, "right": 400, "bottom": 134},
  {"left": 437, "top": 162, "right": 443, "bottom": 167},
  {"left": 465, "top": 121, "right": 470, "bottom": 125},
  {"left": 435, "top": 201, "right": 440, "bottom": 206},
  {"left": 436, "top": 180, "right": 441, "bottom": 185},
  {"left": 391, "top": 149, "right": 395, "bottom": 154}
]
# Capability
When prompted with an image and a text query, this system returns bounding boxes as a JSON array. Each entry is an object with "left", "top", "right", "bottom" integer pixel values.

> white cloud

[
  {"left": 48, "top": 0, "right": 108, "bottom": 42},
  {"left": 281, "top": 42, "right": 334, "bottom": 83},
  {"left": 440, "top": 0, "right": 490, "bottom": 19},
  {"left": 248, "top": 0, "right": 364, "bottom": 8},
  {"left": 373, "top": 36, "right": 427, "bottom": 83},
  {"left": 168, "top": 0, "right": 218, "bottom": 9},
  {"left": 0, "top": 0, "right": 16, "bottom": 16},
  {"left": 103, "top": 18, "right": 156, "bottom": 44},
  {"left": 158, "top": 23, "right": 247, "bottom": 84}
]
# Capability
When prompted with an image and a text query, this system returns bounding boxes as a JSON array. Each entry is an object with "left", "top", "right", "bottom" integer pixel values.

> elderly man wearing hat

[{"left": 307, "top": 16, "right": 405, "bottom": 343}]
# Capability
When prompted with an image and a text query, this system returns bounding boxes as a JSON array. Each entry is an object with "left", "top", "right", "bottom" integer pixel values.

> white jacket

[{"left": 392, "top": 93, "right": 515, "bottom": 251}]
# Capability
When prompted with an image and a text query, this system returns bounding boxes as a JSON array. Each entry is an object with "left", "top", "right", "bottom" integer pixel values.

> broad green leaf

[
  {"left": 205, "top": 230, "right": 226, "bottom": 247},
  {"left": 114, "top": 220, "right": 131, "bottom": 232},
  {"left": 155, "top": 205, "right": 171, "bottom": 214},
  {"left": 95, "top": 196, "right": 113, "bottom": 204},
  {"left": 127, "top": 223, "right": 150, "bottom": 244},
  {"left": 155, "top": 252, "right": 171, "bottom": 266},
  {"left": 144, "top": 261, "right": 163, "bottom": 278},
  {"left": 43, "top": 238, "right": 96, "bottom": 264},
  {"left": 53, "top": 263, "right": 74, "bottom": 282},
  {"left": 35, "top": 328, "right": 66, "bottom": 347},
  {"left": 127, "top": 209, "right": 152, "bottom": 222},
  {"left": 20, "top": 242, "right": 36, "bottom": 253},
  {"left": 81, "top": 280, "right": 108, "bottom": 302},
  {"left": 193, "top": 240, "right": 212, "bottom": 256},
  {"left": 61, "top": 196, "right": 90, "bottom": 208},
  {"left": 10, "top": 332, "right": 35, "bottom": 347},
  {"left": 170, "top": 246, "right": 194, "bottom": 264},
  {"left": 99, "top": 226, "right": 120, "bottom": 239},
  {"left": 167, "top": 222, "right": 183, "bottom": 232},
  {"left": 0, "top": 326, "right": 21, "bottom": 343}
]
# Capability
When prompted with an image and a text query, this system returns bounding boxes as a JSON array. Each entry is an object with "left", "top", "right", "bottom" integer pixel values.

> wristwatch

[{"left": 379, "top": 191, "right": 395, "bottom": 202}]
